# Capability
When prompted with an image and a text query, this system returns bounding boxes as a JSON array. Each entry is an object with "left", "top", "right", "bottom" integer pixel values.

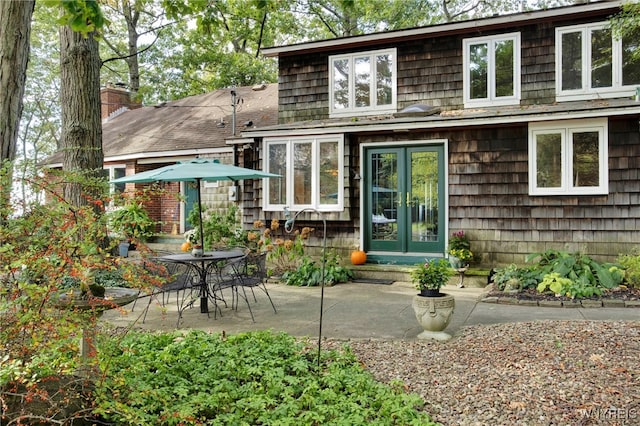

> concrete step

[{"left": 348, "top": 264, "right": 489, "bottom": 288}]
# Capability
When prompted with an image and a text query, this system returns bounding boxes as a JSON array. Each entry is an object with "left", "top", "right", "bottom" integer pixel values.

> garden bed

[{"left": 483, "top": 285, "right": 640, "bottom": 307}]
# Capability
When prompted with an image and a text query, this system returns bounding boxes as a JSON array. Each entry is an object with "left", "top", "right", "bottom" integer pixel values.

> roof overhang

[
  {"left": 242, "top": 100, "right": 640, "bottom": 138},
  {"left": 262, "top": 1, "right": 625, "bottom": 57},
  {"left": 42, "top": 146, "right": 234, "bottom": 169}
]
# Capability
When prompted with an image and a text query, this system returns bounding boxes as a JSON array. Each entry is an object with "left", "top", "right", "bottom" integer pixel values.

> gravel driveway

[{"left": 339, "top": 320, "right": 640, "bottom": 425}]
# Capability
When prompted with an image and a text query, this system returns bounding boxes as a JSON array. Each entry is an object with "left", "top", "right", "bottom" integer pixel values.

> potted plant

[
  {"left": 448, "top": 230, "right": 473, "bottom": 268},
  {"left": 410, "top": 258, "right": 456, "bottom": 341},
  {"left": 410, "top": 258, "right": 453, "bottom": 297}
]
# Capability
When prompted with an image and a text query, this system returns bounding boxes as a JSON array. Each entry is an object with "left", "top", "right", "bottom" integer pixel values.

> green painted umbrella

[{"left": 111, "top": 159, "right": 280, "bottom": 248}]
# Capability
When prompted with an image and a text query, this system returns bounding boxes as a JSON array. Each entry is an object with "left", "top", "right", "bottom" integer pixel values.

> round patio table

[{"left": 154, "top": 249, "right": 245, "bottom": 314}]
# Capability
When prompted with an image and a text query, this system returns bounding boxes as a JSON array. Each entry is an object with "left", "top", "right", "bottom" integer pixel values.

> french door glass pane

[
  {"left": 562, "top": 32, "right": 582, "bottom": 91},
  {"left": 494, "top": 39, "right": 514, "bottom": 97},
  {"left": 469, "top": 43, "right": 488, "bottom": 99},
  {"left": 319, "top": 141, "right": 339, "bottom": 205},
  {"left": 591, "top": 29, "right": 612, "bottom": 88},
  {"left": 572, "top": 131, "right": 599, "bottom": 187},
  {"left": 332, "top": 58, "right": 349, "bottom": 110},
  {"left": 268, "top": 144, "right": 287, "bottom": 204},
  {"left": 355, "top": 56, "right": 371, "bottom": 107},
  {"left": 371, "top": 152, "right": 398, "bottom": 241},
  {"left": 376, "top": 53, "right": 393, "bottom": 106},
  {"left": 536, "top": 133, "right": 562, "bottom": 188},
  {"left": 410, "top": 151, "right": 439, "bottom": 243},
  {"left": 293, "top": 142, "right": 312, "bottom": 205}
]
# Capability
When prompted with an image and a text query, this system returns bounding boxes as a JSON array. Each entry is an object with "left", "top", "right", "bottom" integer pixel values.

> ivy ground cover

[{"left": 95, "top": 330, "right": 435, "bottom": 425}]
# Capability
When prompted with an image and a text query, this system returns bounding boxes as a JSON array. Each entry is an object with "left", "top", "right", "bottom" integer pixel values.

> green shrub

[
  {"left": 187, "top": 204, "right": 246, "bottom": 250},
  {"left": 492, "top": 263, "right": 539, "bottom": 291},
  {"left": 492, "top": 249, "right": 624, "bottom": 298},
  {"left": 616, "top": 249, "right": 640, "bottom": 288},
  {"left": 282, "top": 251, "right": 354, "bottom": 286},
  {"left": 95, "top": 330, "right": 435, "bottom": 425},
  {"left": 108, "top": 200, "right": 156, "bottom": 241}
]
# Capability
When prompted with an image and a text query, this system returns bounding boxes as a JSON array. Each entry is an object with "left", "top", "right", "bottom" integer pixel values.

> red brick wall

[{"left": 101, "top": 85, "right": 141, "bottom": 120}]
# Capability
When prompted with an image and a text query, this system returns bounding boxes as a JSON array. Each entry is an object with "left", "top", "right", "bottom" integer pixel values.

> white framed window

[
  {"left": 329, "top": 49, "right": 396, "bottom": 117},
  {"left": 264, "top": 136, "right": 344, "bottom": 212},
  {"left": 529, "top": 119, "right": 608, "bottom": 196},
  {"left": 463, "top": 33, "right": 521, "bottom": 108},
  {"left": 556, "top": 22, "right": 640, "bottom": 101},
  {"left": 105, "top": 165, "right": 126, "bottom": 193}
]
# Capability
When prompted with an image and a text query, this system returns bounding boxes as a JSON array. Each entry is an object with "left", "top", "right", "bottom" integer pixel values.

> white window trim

[
  {"left": 329, "top": 48, "right": 397, "bottom": 118},
  {"left": 105, "top": 164, "right": 126, "bottom": 190},
  {"left": 263, "top": 135, "right": 345, "bottom": 212},
  {"left": 556, "top": 22, "right": 637, "bottom": 101},
  {"left": 463, "top": 32, "right": 521, "bottom": 108},
  {"left": 528, "top": 119, "right": 608, "bottom": 196}
]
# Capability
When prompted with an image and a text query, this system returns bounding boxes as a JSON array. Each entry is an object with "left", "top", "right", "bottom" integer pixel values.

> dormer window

[
  {"left": 556, "top": 22, "right": 640, "bottom": 101},
  {"left": 329, "top": 49, "right": 397, "bottom": 117},
  {"left": 463, "top": 33, "right": 521, "bottom": 108}
]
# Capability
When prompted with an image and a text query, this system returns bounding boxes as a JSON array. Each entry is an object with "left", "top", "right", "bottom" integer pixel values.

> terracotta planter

[{"left": 411, "top": 293, "right": 455, "bottom": 341}]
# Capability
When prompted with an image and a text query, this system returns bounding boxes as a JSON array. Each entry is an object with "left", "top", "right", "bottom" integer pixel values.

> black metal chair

[
  {"left": 230, "top": 252, "right": 277, "bottom": 322},
  {"left": 135, "top": 253, "right": 200, "bottom": 327}
]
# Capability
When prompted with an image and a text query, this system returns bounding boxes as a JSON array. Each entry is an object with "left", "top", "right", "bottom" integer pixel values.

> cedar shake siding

[
  {"left": 348, "top": 116, "right": 640, "bottom": 265},
  {"left": 255, "top": 2, "right": 640, "bottom": 266}
]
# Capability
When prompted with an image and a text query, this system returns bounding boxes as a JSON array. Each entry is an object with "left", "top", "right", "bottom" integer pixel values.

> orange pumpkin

[
  {"left": 350, "top": 250, "right": 367, "bottom": 265},
  {"left": 181, "top": 241, "right": 192, "bottom": 252}
]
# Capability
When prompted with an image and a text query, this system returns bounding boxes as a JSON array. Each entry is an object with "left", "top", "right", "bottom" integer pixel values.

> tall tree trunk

[
  {"left": 123, "top": 0, "right": 141, "bottom": 92},
  {"left": 0, "top": 0, "right": 35, "bottom": 219},
  {"left": 59, "top": 25, "right": 104, "bottom": 208}
]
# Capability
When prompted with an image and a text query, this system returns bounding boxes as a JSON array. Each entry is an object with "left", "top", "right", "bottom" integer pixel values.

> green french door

[
  {"left": 364, "top": 145, "right": 445, "bottom": 254},
  {"left": 184, "top": 182, "right": 199, "bottom": 231}
]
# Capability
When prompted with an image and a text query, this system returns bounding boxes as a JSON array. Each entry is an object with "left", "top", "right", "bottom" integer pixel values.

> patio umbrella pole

[{"left": 196, "top": 177, "right": 208, "bottom": 313}]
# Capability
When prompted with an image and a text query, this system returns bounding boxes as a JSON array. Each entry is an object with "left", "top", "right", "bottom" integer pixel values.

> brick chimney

[{"left": 101, "top": 82, "right": 141, "bottom": 121}]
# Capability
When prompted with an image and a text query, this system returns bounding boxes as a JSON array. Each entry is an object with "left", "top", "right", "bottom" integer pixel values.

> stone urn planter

[
  {"left": 412, "top": 292, "right": 455, "bottom": 341},
  {"left": 409, "top": 258, "right": 455, "bottom": 341}
]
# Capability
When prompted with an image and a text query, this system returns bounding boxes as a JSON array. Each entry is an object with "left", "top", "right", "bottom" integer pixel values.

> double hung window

[
  {"left": 463, "top": 33, "right": 520, "bottom": 107},
  {"left": 330, "top": 49, "right": 396, "bottom": 117},
  {"left": 264, "top": 136, "right": 344, "bottom": 211},
  {"left": 529, "top": 119, "right": 608, "bottom": 196},
  {"left": 556, "top": 22, "right": 640, "bottom": 100}
]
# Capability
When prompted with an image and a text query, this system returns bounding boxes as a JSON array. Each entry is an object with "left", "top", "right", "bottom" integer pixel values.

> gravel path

[{"left": 338, "top": 320, "right": 640, "bottom": 426}]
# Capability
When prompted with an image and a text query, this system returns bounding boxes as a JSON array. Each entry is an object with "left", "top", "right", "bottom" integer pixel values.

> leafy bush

[
  {"left": 282, "top": 251, "right": 354, "bottom": 286},
  {"left": 0, "top": 169, "right": 163, "bottom": 424},
  {"left": 492, "top": 249, "right": 624, "bottom": 299},
  {"left": 492, "top": 263, "right": 539, "bottom": 291},
  {"left": 95, "top": 330, "right": 435, "bottom": 425},
  {"left": 187, "top": 204, "right": 246, "bottom": 249},
  {"left": 108, "top": 199, "right": 157, "bottom": 241},
  {"left": 616, "top": 249, "right": 640, "bottom": 288}
]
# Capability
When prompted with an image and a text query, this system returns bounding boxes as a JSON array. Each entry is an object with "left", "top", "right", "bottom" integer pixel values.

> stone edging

[{"left": 481, "top": 295, "right": 640, "bottom": 308}]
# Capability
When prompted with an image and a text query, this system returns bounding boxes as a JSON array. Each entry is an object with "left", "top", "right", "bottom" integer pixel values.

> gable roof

[
  {"left": 262, "top": 0, "right": 624, "bottom": 57},
  {"left": 45, "top": 83, "right": 278, "bottom": 166}
]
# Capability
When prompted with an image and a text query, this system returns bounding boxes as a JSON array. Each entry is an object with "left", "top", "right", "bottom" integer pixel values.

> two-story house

[{"left": 244, "top": 1, "right": 640, "bottom": 266}]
